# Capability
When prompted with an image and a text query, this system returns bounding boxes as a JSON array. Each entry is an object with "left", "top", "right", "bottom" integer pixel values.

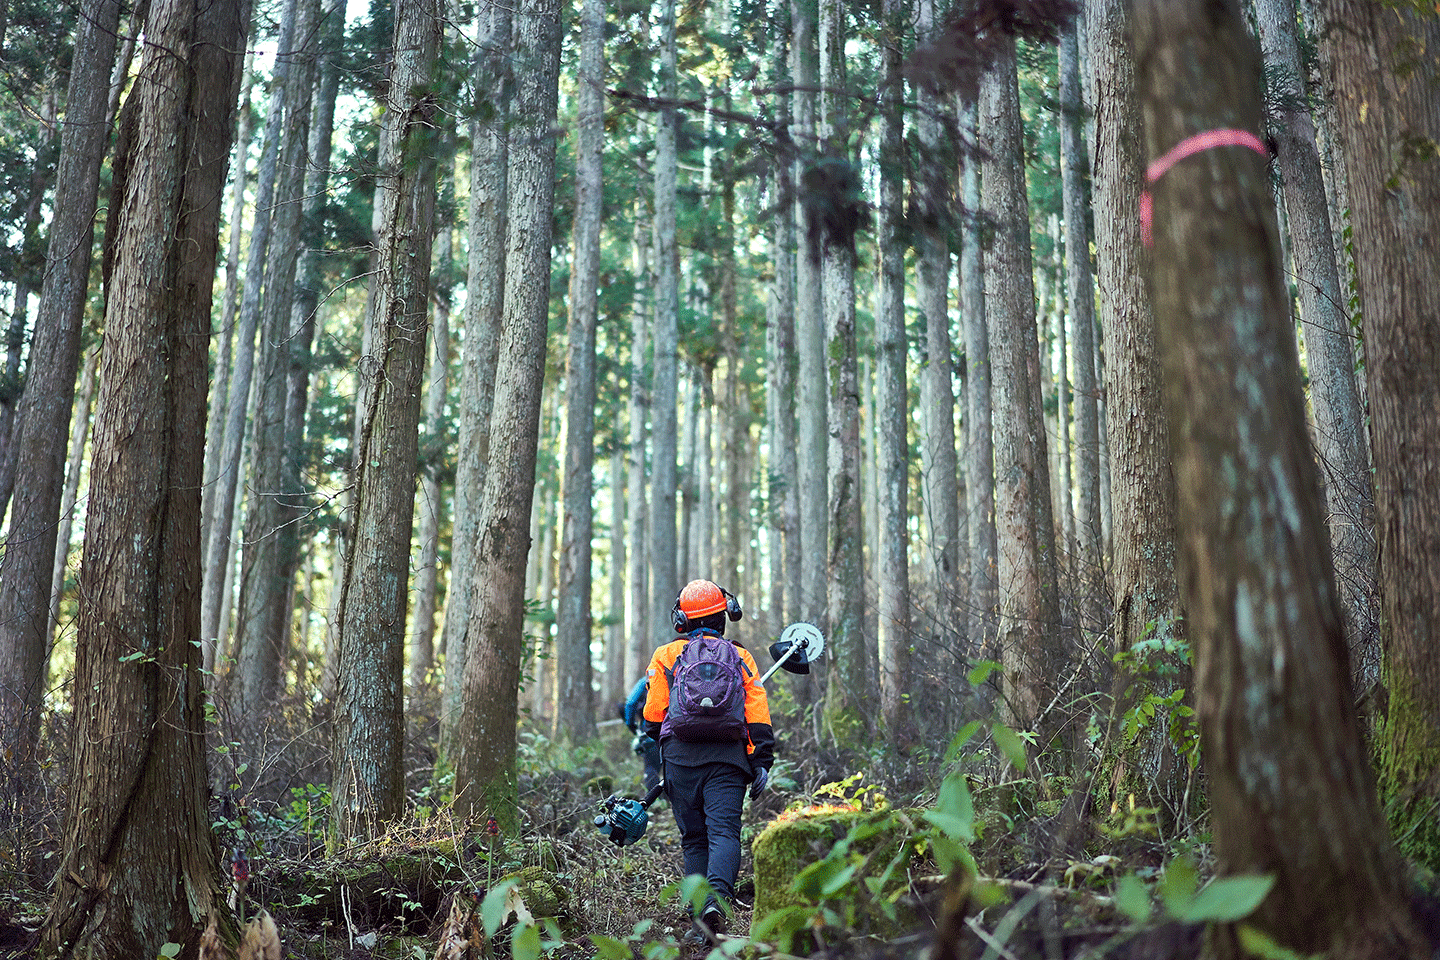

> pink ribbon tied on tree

[{"left": 1141, "top": 128, "right": 1269, "bottom": 247}]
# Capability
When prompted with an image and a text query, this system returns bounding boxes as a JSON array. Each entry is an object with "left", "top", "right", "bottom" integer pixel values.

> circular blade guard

[{"left": 768, "top": 622, "right": 826, "bottom": 676}]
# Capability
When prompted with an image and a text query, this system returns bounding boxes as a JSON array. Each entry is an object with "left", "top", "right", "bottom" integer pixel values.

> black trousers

[
  {"left": 663, "top": 759, "right": 747, "bottom": 910},
  {"left": 639, "top": 738, "right": 662, "bottom": 794}
]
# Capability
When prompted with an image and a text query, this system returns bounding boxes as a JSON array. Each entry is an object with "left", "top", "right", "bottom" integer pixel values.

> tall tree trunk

[
  {"left": 330, "top": 0, "right": 441, "bottom": 841},
  {"left": 235, "top": 0, "right": 316, "bottom": 722},
  {"left": 914, "top": 0, "right": 962, "bottom": 665},
  {"left": 0, "top": 0, "right": 120, "bottom": 829},
  {"left": 201, "top": 2, "right": 298, "bottom": 652},
  {"left": 605, "top": 448, "right": 627, "bottom": 705},
  {"left": 817, "top": 0, "right": 871, "bottom": 739},
  {"left": 452, "top": 0, "right": 562, "bottom": 831},
  {"left": 49, "top": 344, "right": 102, "bottom": 645},
  {"left": 876, "top": 0, "right": 912, "bottom": 741},
  {"left": 1085, "top": 0, "right": 1186, "bottom": 822},
  {"left": 439, "top": 0, "right": 512, "bottom": 758},
  {"left": 0, "top": 87, "right": 59, "bottom": 518},
  {"left": 410, "top": 208, "right": 453, "bottom": 695},
  {"left": 1136, "top": 2, "right": 1428, "bottom": 955},
  {"left": 555, "top": 0, "right": 604, "bottom": 745},
  {"left": 959, "top": 98, "right": 996, "bottom": 662},
  {"left": 1322, "top": 0, "right": 1440, "bottom": 875},
  {"left": 1059, "top": 24, "right": 1098, "bottom": 601},
  {"left": 624, "top": 216, "right": 652, "bottom": 686},
  {"left": 39, "top": 0, "right": 250, "bottom": 952},
  {"left": 980, "top": 37, "right": 1061, "bottom": 745},
  {"left": 765, "top": 2, "right": 799, "bottom": 625},
  {"left": 277, "top": 0, "right": 342, "bottom": 699},
  {"left": 649, "top": 0, "right": 681, "bottom": 641},
  {"left": 793, "top": 0, "right": 827, "bottom": 627},
  {"left": 1253, "top": 0, "right": 1377, "bottom": 695},
  {"left": 201, "top": 57, "right": 255, "bottom": 672}
]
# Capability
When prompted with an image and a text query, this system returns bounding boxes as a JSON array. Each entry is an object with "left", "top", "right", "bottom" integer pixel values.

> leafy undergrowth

[{"left": 0, "top": 705, "right": 1313, "bottom": 960}]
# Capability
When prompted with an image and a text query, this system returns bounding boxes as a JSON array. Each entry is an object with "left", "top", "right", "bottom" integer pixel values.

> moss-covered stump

[
  {"left": 751, "top": 807, "right": 925, "bottom": 947},
  {"left": 258, "top": 839, "right": 469, "bottom": 927},
  {"left": 255, "top": 840, "right": 568, "bottom": 931}
]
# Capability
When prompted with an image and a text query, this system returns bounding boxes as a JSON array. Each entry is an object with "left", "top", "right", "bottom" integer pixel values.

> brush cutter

[
  {"left": 595, "top": 780, "right": 665, "bottom": 846},
  {"left": 760, "top": 622, "right": 826, "bottom": 685}
]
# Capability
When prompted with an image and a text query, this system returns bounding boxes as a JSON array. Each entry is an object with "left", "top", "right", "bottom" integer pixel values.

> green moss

[
  {"left": 1377, "top": 675, "right": 1440, "bottom": 873},
  {"left": 751, "top": 807, "right": 922, "bottom": 942},
  {"left": 503, "top": 865, "right": 567, "bottom": 919}
]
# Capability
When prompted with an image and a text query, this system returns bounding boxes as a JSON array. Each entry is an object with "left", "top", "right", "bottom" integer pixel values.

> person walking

[
  {"left": 622, "top": 675, "right": 663, "bottom": 793},
  {"left": 642, "top": 579, "right": 774, "bottom": 944}
]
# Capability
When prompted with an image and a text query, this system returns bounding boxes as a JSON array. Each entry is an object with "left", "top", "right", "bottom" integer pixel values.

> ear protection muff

[
  {"left": 721, "top": 586, "right": 743, "bottom": 622},
  {"left": 671, "top": 580, "right": 744, "bottom": 632}
]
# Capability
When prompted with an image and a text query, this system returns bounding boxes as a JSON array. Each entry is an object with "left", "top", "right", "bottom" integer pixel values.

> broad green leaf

[
  {"left": 968, "top": 660, "right": 1002, "bottom": 685},
  {"left": 1172, "top": 874, "right": 1275, "bottom": 923},
  {"left": 991, "top": 723, "right": 1028, "bottom": 772},
  {"left": 923, "top": 811, "right": 976, "bottom": 843},
  {"left": 937, "top": 772, "right": 975, "bottom": 822},
  {"left": 1159, "top": 856, "right": 1198, "bottom": 917},
  {"left": 794, "top": 856, "right": 848, "bottom": 897},
  {"left": 1115, "top": 873, "right": 1153, "bottom": 923},
  {"left": 1236, "top": 923, "right": 1320, "bottom": 960},
  {"left": 158, "top": 944, "right": 182, "bottom": 959},
  {"left": 481, "top": 879, "right": 519, "bottom": 937},
  {"left": 929, "top": 834, "right": 976, "bottom": 877},
  {"left": 944, "top": 721, "right": 983, "bottom": 761},
  {"left": 590, "top": 934, "right": 632, "bottom": 960},
  {"left": 820, "top": 862, "right": 860, "bottom": 897},
  {"left": 512, "top": 921, "right": 542, "bottom": 960}
]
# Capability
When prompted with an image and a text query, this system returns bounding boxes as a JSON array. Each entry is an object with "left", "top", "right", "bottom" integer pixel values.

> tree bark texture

[
  {"left": 0, "top": 0, "right": 120, "bottom": 824},
  {"left": 980, "top": 38, "right": 1061, "bottom": 744},
  {"left": 331, "top": 0, "right": 441, "bottom": 841},
  {"left": 1253, "top": 0, "right": 1376, "bottom": 692},
  {"left": 40, "top": 0, "right": 250, "bottom": 952},
  {"left": 556, "top": 0, "right": 604, "bottom": 745},
  {"left": 1136, "top": 1, "right": 1427, "bottom": 955},
  {"left": 1322, "top": 0, "right": 1440, "bottom": 874},
  {"left": 649, "top": 0, "right": 681, "bottom": 645},
  {"left": 452, "top": 0, "right": 563, "bottom": 831},
  {"left": 440, "top": 0, "right": 512, "bottom": 757},
  {"left": 818, "top": 0, "right": 871, "bottom": 739},
  {"left": 958, "top": 98, "right": 997, "bottom": 662},
  {"left": 1084, "top": 0, "right": 1187, "bottom": 821},
  {"left": 876, "top": 0, "right": 912, "bottom": 741}
]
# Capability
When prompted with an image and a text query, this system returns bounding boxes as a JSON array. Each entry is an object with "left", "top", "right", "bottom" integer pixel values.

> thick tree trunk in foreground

[
  {"left": 1322, "top": 0, "right": 1440, "bottom": 875},
  {"left": 331, "top": 0, "right": 441, "bottom": 841},
  {"left": 1136, "top": 1, "right": 1427, "bottom": 956},
  {"left": 40, "top": 0, "right": 250, "bottom": 953}
]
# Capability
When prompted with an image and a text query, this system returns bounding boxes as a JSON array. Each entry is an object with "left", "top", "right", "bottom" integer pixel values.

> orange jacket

[{"left": 642, "top": 629, "right": 774, "bottom": 768}]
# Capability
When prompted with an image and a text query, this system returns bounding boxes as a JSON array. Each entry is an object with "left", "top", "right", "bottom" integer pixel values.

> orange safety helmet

[{"left": 672, "top": 579, "right": 742, "bottom": 631}]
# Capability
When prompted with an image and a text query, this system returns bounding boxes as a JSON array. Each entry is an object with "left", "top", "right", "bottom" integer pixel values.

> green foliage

[
  {"left": 1112, "top": 624, "right": 1200, "bottom": 770},
  {"left": 751, "top": 769, "right": 978, "bottom": 952},
  {"left": 1113, "top": 853, "right": 1274, "bottom": 926}
]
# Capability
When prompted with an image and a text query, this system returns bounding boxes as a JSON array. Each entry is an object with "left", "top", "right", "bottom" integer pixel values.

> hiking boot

[{"left": 700, "top": 905, "right": 726, "bottom": 939}]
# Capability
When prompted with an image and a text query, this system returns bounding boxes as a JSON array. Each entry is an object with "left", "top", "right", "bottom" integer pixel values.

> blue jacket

[{"left": 623, "top": 676, "right": 648, "bottom": 732}]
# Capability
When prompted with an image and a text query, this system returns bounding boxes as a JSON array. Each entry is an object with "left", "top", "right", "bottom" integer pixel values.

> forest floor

[{"left": 0, "top": 706, "right": 1320, "bottom": 960}]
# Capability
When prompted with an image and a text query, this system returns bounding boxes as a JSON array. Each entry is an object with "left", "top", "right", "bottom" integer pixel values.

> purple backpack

[{"left": 660, "top": 632, "right": 750, "bottom": 742}]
